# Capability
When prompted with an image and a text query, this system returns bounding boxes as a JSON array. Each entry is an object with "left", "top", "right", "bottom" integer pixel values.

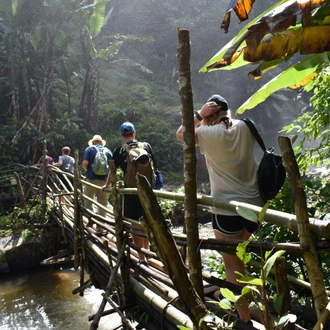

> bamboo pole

[
  {"left": 14, "top": 172, "right": 26, "bottom": 208},
  {"left": 73, "top": 149, "right": 80, "bottom": 270},
  {"left": 136, "top": 174, "right": 222, "bottom": 329},
  {"left": 279, "top": 136, "right": 328, "bottom": 319},
  {"left": 90, "top": 238, "right": 128, "bottom": 330},
  {"left": 177, "top": 27, "right": 204, "bottom": 301},
  {"left": 117, "top": 188, "right": 330, "bottom": 239},
  {"left": 41, "top": 140, "right": 48, "bottom": 215},
  {"left": 312, "top": 301, "right": 330, "bottom": 330},
  {"left": 110, "top": 160, "right": 130, "bottom": 312},
  {"left": 275, "top": 257, "right": 294, "bottom": 330},
  {"left": 102, "top": 294, "right": 135, "bottom": 330}
]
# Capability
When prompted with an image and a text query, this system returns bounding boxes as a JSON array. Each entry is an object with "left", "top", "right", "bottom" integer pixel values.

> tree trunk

[
  {"left": 177, "top": 28, "right": 204, "bottom": 301},
  {"left": 278, "top": 136, "right": 328, "bottom": 319}
]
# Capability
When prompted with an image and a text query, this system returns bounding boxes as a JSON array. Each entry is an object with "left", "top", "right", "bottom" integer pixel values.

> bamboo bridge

[{"left": 2, "top": 161, "right": 330, "bottom": 330}]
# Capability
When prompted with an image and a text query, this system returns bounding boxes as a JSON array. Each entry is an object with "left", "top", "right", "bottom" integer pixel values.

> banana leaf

[
  {"left": 221, "top": 0, "right": 256, "bottom": 32},
  {"left": 90, "top": 0, "right": 107, "bottom": 37},
  {"left": 201, "top": 0, "right": 329, "bottom": 73},
  {"left": 200, "top": 0, "right": 291, "bottom": 73},
  {"left": 236, "top": 52, "right": 330, "bottom": 114}
]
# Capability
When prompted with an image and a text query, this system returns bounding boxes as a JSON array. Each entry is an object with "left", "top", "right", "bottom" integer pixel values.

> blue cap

[
  {"left": 206, "top": 94, "right": 228, "bottom": 110},
  {"left": 120, "top": 122, "right": 135, "bottom": 135}
]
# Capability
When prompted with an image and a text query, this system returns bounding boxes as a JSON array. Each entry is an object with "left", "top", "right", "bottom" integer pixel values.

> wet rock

[{"left": 0, "top": 233, "right": 61, "bottom": 273}]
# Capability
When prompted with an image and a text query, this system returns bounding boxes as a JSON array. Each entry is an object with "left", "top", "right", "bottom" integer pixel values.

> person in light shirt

[{"left": 176, "top": 94, "right": 263, "bottom": 325}]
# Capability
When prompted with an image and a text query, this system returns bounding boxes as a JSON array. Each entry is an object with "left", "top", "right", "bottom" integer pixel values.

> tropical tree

[
  {"left": 0, "top": 0, "right": 115, "bottom": 162},
  {"left": 200, "top": 0, "right": 330, "bottom": 113}
]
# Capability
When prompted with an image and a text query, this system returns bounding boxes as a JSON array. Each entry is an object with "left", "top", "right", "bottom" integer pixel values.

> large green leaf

[
  {"left": 201, "top": 0, "right": 330, "bottom": 73},
  {"left": 218, "top": 298, "right": 234, "bottom": 310},
  {"left": 220, "top": 287, "right": 237, "bottom": 303},
  {"left": 89, "top": 0, "right": 107, "bottom": 37},
  {"left": 236, "top": 52, "right": 330, "bottom": 114},
  {"left": 275, "top": 312, "right": 297, "bottom": 328},
  {"left": 236, "top": 205, "right": 258, "bottom": 223},
  {"left": 237, "top": 275, "right": 263, "bottom": 286},
  {"left": 200, "top": 0, "right": 294, "bottom": 73},
  {"left": 263, "top": 250, "right": 285, "bottom": 281}
]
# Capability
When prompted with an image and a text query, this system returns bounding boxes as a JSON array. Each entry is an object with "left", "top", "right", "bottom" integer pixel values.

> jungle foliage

[
  {"left": 0, "top": 0, "right": 302, "bottom": 183},
  {"left": 0, "top": 0, "right": 330, "bottom": 193},
  {"left": 201, "top": 0, "right": 330, "bottom": 113},
  {"left": 0, "top": 0, "right": 189, "bottom": 181}
]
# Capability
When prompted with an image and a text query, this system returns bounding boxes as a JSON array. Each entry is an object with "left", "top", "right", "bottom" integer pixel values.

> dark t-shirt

[
  {"left": 113, "top": 140, "right": 154, "bottom": 174},
  {"left": 113, "top": 140, "right": 154, "bottom": 220}
]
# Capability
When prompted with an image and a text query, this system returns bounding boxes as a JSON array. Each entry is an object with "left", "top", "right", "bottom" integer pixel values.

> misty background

[
  {"left": 0, "top": 0, "right": 312, "bottom": 182},
  {"left": 104, "top": 0, "right": 308, "bottom": 145}
]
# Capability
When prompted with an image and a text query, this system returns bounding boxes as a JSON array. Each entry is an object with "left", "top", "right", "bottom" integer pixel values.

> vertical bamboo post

[
  {"left": 274, "top": 257, "right": 294, "bottom": 330},
  {"left": 110, "top": 160, "right": 130, "bottom": 309},
  {"left": 73, "top": 149, "right": 80, "bottom": 270},
  {"left": 41, "top": 140, "right": 48, "bottom": 215},
  {"left": 278, "top": 136, "right": 328, "bottom": 319},
  {"left": 177, "top": 28, "right": 204, "bottom": 300},
  {"left": 14, "top": 171, "right": 26, "bottom": 208}
]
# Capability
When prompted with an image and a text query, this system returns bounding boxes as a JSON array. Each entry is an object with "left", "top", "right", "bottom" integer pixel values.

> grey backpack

[{"left": 91, "top": 146, "right": 109, "bottom": 175}]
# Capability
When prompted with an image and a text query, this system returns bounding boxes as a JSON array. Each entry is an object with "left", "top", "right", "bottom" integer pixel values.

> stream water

[
  {"left": 0, "top": 222, "right": 216, "bottom": 330},
  {"left": 0, "top": 267, "right": 120, "bottom": 330}
]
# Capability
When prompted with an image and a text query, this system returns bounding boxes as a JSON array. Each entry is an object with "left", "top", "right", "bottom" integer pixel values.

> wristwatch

[{"left": 195, "top": 111, "right": 204, "bottom": 121}]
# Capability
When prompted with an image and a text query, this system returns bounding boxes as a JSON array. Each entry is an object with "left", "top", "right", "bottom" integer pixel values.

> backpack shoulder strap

[
  {"left": 122, "top": 143, "right": 131, "bottom": 152},
  {"left": 90, "top": 145, "right": 101, "bottom": 165},
  {"left": 241, "top": 118, "right": 266, "bottom": 151}
]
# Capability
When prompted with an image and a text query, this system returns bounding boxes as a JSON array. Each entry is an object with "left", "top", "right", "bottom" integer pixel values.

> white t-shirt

[{"left": 197, "top": 119, "right": 263, "bottom": 215}]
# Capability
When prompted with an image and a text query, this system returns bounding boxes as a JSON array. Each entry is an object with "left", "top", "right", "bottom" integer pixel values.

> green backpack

[{"left": 91, "top": 146, "right": 109, "bottom": 175}]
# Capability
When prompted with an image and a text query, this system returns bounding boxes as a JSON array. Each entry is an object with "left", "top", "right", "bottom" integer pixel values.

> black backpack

[{"left": 242, "top": 118, "right": 286, "bottom": 203}]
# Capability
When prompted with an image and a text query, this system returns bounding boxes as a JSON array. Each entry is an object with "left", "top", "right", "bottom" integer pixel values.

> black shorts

[
  {"left": 212, "top": 214, "right": 258, "bottom": 236},
  {"left": 123, "top": 195, "right": 146, "bottom": 221}
]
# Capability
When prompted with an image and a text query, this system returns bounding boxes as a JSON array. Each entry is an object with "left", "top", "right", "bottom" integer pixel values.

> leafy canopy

[{"left": 200, "top": 0, "right": 330, "bottom": 112}]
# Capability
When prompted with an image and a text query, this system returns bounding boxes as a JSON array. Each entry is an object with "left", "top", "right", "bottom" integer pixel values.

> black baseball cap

[{"left": 206, "top": 94, "right": 228, "bottom": 110}]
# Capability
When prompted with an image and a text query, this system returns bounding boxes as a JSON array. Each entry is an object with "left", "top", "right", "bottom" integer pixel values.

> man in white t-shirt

[{"left": 176, "top": 94, "right": 263, "bottom": 325}]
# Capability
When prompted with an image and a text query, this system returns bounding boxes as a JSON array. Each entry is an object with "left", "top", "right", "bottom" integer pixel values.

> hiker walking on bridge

[
  {"left": 54, "top": 146, "right": 75, "bottom": 192},
  {"left": 176, "top": 94, "right": 263, "bottom": 325},
  {"left": 82, "top": 135, "right": 112, "bottom": 231},
  {"left": 102, "top": 122, "right": 157, "bottom": 265}
]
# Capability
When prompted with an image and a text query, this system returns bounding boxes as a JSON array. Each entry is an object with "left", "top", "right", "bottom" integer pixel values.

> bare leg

[
  {"left": 84, "top": 184, "right": 96, "bottom": 214},
  {"left": 96, "top": 186, "right": 108, "bottom": 217},
  {"left": 132, "top": 234, "right": 149, "bottom": 261},
  {"left": 214, "top": 228, "right": 252, "bottom": 322}
]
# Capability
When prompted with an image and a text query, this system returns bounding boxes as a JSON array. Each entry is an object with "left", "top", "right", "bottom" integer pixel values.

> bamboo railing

[{"left": 10, "top": 163, "right": 330, "bottom": 330}]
